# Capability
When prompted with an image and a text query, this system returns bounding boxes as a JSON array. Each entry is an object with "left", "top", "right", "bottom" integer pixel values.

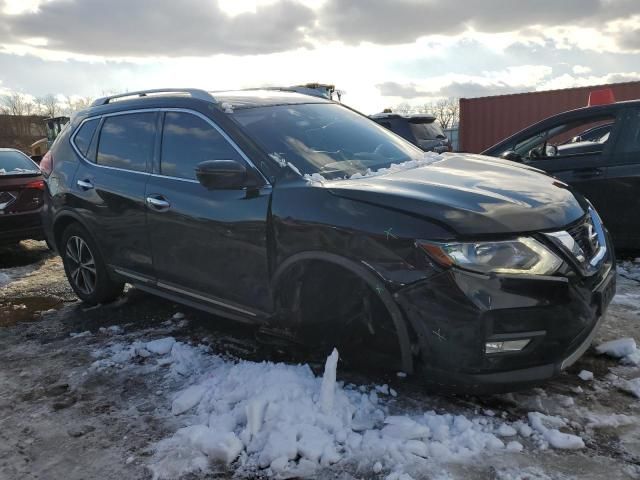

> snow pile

[
  {"left": 98, "top": 325, "right": 124, "bottom": 335},
  {"left": 70, "top": 331, "right": 92, "bottom": 338},
  {"left": 581, "top": 412, "right": 636, "bottom": 429},
  {"left": 623, "top": 377, "right": 640, "bottom": 398},
  {"left": 89, "top": 338, "right": 571, "bottom": 479},
  {"left": 0, "top": 263, "right": 41, "bottom": 288},
  {"left": 618, "top": 259, "right": 640, "bottom": 282},
  {"left": 596, "top": 337, "right": 640, "bottom": 366},
  {"left": 578, "top": 370, "right": 594, "bottom": 381},
  {"left": 304, "top": 151, "right": 446, "bottom": 185},
  {"left": 527, "top": 413, "right": 585, "bottom": 450}
]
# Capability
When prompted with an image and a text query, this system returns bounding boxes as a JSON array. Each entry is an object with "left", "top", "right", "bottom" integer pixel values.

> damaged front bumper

[{"left": 391, "top": 247, "right": 616, "bottom": 394}]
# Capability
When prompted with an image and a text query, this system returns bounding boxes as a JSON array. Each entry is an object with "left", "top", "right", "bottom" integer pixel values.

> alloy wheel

[{"left": 65, "top": 235, "right": 97, "bottom": 295}]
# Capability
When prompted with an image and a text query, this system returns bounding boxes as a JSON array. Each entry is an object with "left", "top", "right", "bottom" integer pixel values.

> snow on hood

[
  {"left": 90, "top": 338, "right": 587, "bottom": 479},
  {"left": 304, "top": 151, "right": 446, "bottom": 185}
]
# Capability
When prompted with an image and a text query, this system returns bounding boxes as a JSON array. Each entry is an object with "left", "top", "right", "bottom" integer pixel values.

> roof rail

[
  {"left": 91, "top": 88, "right": 217, "bottom": 107},
  {"left": 259, "top": 85, "right": 336, "bottom": 100}
]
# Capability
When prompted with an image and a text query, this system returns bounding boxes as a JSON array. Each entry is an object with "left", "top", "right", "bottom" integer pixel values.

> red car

[{"left": 0, "top": 148, "right": 45, "bottom": 246}]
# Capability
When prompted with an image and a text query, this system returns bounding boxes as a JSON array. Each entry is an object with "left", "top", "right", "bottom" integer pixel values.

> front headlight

[{"left": 419, "top": 237, "right": 562, "bottom": 276}]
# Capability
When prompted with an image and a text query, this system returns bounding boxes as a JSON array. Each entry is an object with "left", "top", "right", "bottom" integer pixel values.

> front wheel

[{"left": 61, "top": 224, "right": 124, "bottom": 305}]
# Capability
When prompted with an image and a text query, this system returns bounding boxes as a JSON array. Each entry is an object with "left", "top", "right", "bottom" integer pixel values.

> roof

[
  {"left": 370, "top": 112, "right": 437, "bottom": 122},
  {"left": 213, "top": 89, "right": 331, "bottom": 109},
  {"left": 88, "top": 88, "right": 331, "bottom": 112}
]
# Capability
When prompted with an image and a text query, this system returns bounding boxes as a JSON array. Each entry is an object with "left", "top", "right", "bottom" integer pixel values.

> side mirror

[
  {"left": 195, "top": 160, "right": 247, "bottom": 190},
  {"left": 570, "top": 135, "right": 582, "bottom": 143},
  {"left": 500, "top": 150, "right": 522, "bottom": 162},
  {"left": 545, "top": 145, "right": 558, "bottom": 157}
]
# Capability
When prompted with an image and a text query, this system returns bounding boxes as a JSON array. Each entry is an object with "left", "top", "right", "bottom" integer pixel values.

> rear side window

[
  {"left": 160, "top": 112, "right": 241, "bottom": 180},
  {"left": 97, "top": 113, "right": 156, "bottom": 172},
  {"left": 73, "top": 118, "right": 99, "bottom": 157},
  {"left": 618, "top": 108, "right": 640, "bottom": 154}
]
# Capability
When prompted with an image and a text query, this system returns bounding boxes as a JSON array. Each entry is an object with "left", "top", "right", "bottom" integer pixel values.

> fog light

[{"left": 485, "top": 339, "right": 530, "bottom": 354}]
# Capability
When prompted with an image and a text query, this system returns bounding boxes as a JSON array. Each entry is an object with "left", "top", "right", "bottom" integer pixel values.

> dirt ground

[{"left": 1, "top": 241, "right": 639, "bottom": 480}]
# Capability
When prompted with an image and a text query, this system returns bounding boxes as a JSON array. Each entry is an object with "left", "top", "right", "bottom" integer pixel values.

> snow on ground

[
  {"left": 2, "top": 245, "right": 640, "bottom": 479},
  {"left": 597, "top": 338, "right": 640, "bottom": 366},
  {"left": 89, "top": 337, "right": 597, "bottom": 480},
  {"left": 618, "top": 259, "right": 640, "bottom": 282},
  {"left": 0, "top": 262, "right": 41, "bottom": 287}
]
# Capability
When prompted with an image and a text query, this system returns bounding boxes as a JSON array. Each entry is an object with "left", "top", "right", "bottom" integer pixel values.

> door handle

[
  {"left": 574, "top": 168, "right": 603, "bottom": 179},
  {"left": 76, "top": 179, "right": 94, "bottom": 190},
  {"left": 146, "top": 195, "right": 171, "bottom": 211}
]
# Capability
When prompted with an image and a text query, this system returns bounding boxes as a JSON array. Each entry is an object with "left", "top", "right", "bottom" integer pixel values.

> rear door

[
  {"left": 602, "top": 106, "right": 640, "bottom": 249},
  {"left": 145, "top": 110, "right": 271, "bottom": 315},
  {"left": 71, "top": 111, "right": 157, "bottom": 279}
]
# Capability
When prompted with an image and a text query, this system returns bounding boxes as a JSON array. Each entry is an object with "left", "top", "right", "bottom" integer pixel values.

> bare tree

[
  {"left": 38, "top": 94, "right": 58, "bottom": 118},
  {"left": 393, "top": 102, "right": 413, "bottom": 115},
  {"left": 2, "top": 91, "right": 27, "bottom": 116},
  {"left": 1, "top": 92, "right": 30, "bottom": 135},
  {"left": 430, "top": 98, "right": 459, "bottom": 129},
  {"left": 69, "top": 96, "right": 94, "bottom": 113}
]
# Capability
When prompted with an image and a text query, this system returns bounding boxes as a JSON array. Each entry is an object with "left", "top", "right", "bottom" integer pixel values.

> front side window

[
  {"left": 161, "top": 112, "right": 241, "bottom": 180},
  {"left": 96, "top": 113, "right": 156, "bottom": 172},
  {"left": 233, "top": 103, "right": 424, "bottom": 180},
  {"left": 73, "top": 118, "right": 99, "bottom": 157},
  {"left": 617, "top": 108, "right": 640, "bottom": 154},
  {"left": 513, "top": 114, "right": 615, "bottom": 161}
]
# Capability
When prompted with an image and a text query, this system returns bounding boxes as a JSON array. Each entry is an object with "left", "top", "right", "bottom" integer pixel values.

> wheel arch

[
  {"left": 52, "top": 211, "right": 99, "bottom": 255},
  {"left": 272, "top": 251, "right": 414, "bottom": 374}
]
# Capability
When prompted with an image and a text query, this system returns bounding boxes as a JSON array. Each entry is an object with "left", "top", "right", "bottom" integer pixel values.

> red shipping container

[{"left": 459, "top": 80, "right": 640, "bottom": 153}]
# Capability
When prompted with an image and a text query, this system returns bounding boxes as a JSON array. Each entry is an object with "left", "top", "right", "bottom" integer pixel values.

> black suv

[
  {"left": 484, "top": 100, "right": 640, "bottom": 251},
  {"left": 370, "top": 113, "right": 451, "bottom": 153},
  {"left": 42, "top": 88, "right": 615, "bottom": 392}
]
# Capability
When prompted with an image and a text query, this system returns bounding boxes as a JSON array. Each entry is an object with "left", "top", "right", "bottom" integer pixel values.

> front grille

[{"left": 566, "top": 215, "right": 599, "bottom": 260}]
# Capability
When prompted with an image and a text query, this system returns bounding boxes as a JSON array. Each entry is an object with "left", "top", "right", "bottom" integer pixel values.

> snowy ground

[{"left": 1, "top": 241, "right": 639, "bottom": 480}]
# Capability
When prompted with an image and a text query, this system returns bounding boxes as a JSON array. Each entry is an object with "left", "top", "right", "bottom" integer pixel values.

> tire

[{"left": 60, "top": 223, "right": 124, "bottom": 305}]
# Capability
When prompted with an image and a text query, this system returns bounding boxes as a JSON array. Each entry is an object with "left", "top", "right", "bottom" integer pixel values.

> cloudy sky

[{"left": 0, "top": 0, "right": 639, "bottom": 113}]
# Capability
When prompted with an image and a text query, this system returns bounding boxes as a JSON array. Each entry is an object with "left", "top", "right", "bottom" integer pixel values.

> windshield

[
  {"left": 233, "top": 103, "right": 425, "bottom": 180},
  {"left": 0, "top": 151, "right": 39, "bottom": 175}
]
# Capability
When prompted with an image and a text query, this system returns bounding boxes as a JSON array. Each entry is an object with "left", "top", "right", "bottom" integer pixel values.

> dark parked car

[
  {"left": 370, "top": 113, "right": 451, "bottom": 153},
  {"left": 42, "top": 88, "right": 615, "bottom": 392},
  {"left": 561, "top": 123, "right": 611, "bottom": 145},
  {"left": 0, "top": 148, "right": 45, "bottom": 246},
  {"left": 484, "top": 100, "right": 640, "bottom": 251}
]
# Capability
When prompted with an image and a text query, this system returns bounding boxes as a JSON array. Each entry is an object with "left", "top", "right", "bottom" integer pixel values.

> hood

[{"left": 326, "top": 154, "right": 586, "bottom": 236}]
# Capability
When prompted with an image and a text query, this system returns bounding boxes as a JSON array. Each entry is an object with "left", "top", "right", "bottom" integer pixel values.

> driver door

[
  {"left": 521, "top": 110, "right": 622, "bottom": 224},
  {"left": 145, "top": 110, "right": 272, "bottom": 313}
]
